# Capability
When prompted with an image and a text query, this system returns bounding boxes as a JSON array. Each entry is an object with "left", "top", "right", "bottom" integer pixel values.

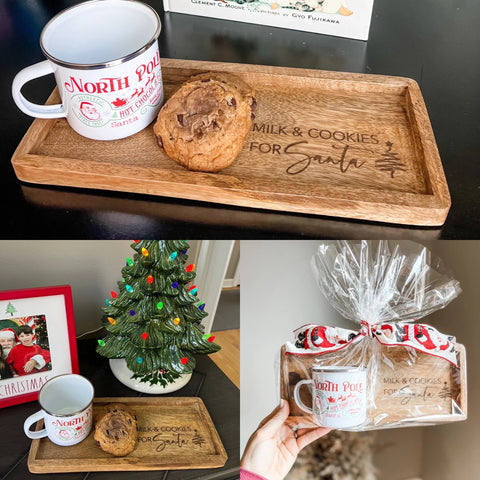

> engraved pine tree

[
  {"left": 375, "top": 141, "right": 407, "bottom": 178},
  {"left": 97, "top": 240, "right": 220, "bottom": 387}
]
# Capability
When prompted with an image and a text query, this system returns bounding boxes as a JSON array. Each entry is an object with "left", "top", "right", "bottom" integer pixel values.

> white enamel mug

[
  {"left": 293, "top": 365, "right": 366, "bottom": 428},
  {"left": 12, "top": 0, "right": 163, "bottom": 141},
  {"left": 24, "top": 374, "right": 94, "bottom": 446}
]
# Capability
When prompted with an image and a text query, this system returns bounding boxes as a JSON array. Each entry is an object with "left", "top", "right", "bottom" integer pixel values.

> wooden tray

[
  {"left": 27, "top": 397, "right": 227, "bottom": 473},
  {"left": 280, "top": 343, "right": 467, "bottom": 430},
  {"left": 11, "top": 58, "right": 450, "bottom": 226}
]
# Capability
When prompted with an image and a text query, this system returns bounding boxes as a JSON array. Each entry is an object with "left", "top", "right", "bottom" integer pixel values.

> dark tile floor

[{"left": 213, "top": 289, "right": 240, "bottom": 331}]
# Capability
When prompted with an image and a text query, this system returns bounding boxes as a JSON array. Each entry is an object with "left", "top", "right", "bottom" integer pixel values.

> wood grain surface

[
  {"left": 208, "top": 329, "right": 240, "bottom": 389},
  {"left": 280, "top": 343, "right": 467, "bottom": 430},
  {"left": 11, "top": 58, "right": 450, "bottom": 225},
  {"left": 27, "top": 397, "right": 227, "bottom": 473}
]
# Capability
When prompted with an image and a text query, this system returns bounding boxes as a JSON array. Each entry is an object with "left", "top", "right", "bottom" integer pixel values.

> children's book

[{"left": 163, "top": 1, "right": 374, "bottom": 41}]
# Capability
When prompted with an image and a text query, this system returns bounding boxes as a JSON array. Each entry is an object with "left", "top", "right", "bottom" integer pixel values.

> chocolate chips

[
  {"left": 227, "top": 97, "right": 237, "bottom": 107},
  {"left": 194, "top": 127, "right": 204, "bottom": 139},
  {"left": 177, "top": 114, "right": 184, "bottom": 126},
  {"left": 250, "top": 98, "right": 257, "bottom": 120}
]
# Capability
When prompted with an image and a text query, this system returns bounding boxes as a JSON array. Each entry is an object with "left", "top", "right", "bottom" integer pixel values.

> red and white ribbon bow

[{"left": 286, "top": 322, "right": 458, "bottom": 366}]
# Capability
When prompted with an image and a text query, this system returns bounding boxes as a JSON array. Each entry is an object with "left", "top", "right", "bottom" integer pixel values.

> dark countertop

[
  {"left": 0, "top": 339, "right": 239, "bottom": 480},
  {"left": 1, "top": 0, "right": 479, "bottom": 239}
]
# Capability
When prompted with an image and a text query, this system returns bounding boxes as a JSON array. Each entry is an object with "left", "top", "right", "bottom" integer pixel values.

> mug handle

[
  {"left": 24, "top": 410, "right": 48, "bottom": 439},
  {"left": 12, "top": 60, "right": 66, "bottom": 119},
  {"left": 293, "top": 379, "right": 313, "bottom": 414}
]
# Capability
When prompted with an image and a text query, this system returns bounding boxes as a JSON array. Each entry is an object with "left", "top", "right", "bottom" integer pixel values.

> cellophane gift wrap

[{"left": 280, "top": 240, "right": 467, "bottom": 431}]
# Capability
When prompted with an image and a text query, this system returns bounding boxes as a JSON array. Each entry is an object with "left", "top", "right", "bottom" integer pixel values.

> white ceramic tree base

[{"left": 109, "top": 359, "right": 192, "bottom": 394}]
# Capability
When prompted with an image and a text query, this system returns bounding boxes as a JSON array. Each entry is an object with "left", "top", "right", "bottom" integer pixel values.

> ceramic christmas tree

[{"left": 97, "top": 240, "right": 220, "bottom": 393}]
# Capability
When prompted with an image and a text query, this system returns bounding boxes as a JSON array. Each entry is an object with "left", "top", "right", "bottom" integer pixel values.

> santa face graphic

[{"left": 79, "top": 101, "right": 101, "bottom": 121}]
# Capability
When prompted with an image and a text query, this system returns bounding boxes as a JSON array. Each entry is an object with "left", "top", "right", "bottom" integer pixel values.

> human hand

[
  {"left": 241, "top": 399, "right": 331, "bottom": 480},
  {"left": 23, "top": 359, "right": 37, "bottom": 373}
]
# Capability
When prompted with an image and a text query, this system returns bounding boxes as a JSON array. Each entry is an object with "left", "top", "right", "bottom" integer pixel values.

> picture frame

[{"left": 0, "top": 285, "right": 78, "bottom": 408}]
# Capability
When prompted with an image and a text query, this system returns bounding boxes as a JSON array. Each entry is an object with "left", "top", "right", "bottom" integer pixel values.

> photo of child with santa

[{"left": 6, "top": 324, "right": 51, "bottom": 377}]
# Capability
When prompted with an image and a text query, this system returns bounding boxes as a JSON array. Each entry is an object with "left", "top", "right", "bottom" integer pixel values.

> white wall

[
  {"left": 240, "top": 240, "right": 478, "bottom": 480},
  {"left": 224, "top": 240, "right": 240, "bottom": 288},
  {"left": 0, "top": 240, "right": 201, "bottom": 337},
  {"left": 419, "top": 241, "right": 480, "bottom": 480},
  {"left": 240, "top": 240, "right": 348, "bottom": 452},
  {"left": 193, "top": 240, "right": 235, "bottom": 332}
]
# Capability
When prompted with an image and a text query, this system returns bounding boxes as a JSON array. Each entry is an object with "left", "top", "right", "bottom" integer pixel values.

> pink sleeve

[{"left": 240, "top": 467, "right": 269, "bottom": 480}]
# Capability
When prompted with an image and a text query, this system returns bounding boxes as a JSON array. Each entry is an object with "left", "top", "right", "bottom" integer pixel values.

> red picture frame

[{"left": 0, "top": 285, "right": 78, "bottom": 408}]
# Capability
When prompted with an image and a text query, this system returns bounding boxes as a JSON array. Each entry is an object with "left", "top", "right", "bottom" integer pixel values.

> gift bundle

[{"left": 280, "top": 241, "right": 467, "bottom": 430}]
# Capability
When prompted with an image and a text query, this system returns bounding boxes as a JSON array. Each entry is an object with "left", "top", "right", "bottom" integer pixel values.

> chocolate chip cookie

[
  {"left": 153, "top": 71, "right": 256, "bottom": 172},
  {"left": 94, "top": 403, "right": 138, "bottom": 457}
]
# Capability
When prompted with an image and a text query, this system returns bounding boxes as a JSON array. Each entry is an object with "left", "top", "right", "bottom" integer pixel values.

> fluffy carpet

[{"left": 286, "top": 430, "right": 376, "bottom": 480}]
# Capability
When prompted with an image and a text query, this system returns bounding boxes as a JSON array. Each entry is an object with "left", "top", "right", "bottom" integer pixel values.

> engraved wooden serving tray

[
  {"left": 27, "top": 397, "right": 227, "bottom": 473},
  {"left": 11, "top": 58, "right": 450, "bottom": 226},
  {"left": 280, "top": 343, "right": 467, "bottom": 430}
]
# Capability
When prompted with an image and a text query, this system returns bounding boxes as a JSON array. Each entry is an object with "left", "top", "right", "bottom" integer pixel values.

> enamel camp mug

[
  {"left": 12, "top": 0, "right": 163, "bottom": 141},
  {"left": 24, "top": 374, "right": 94, "bottom": 446},
  {"left": 293, "top": 365, "right": 367, "bottom": 428}
]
